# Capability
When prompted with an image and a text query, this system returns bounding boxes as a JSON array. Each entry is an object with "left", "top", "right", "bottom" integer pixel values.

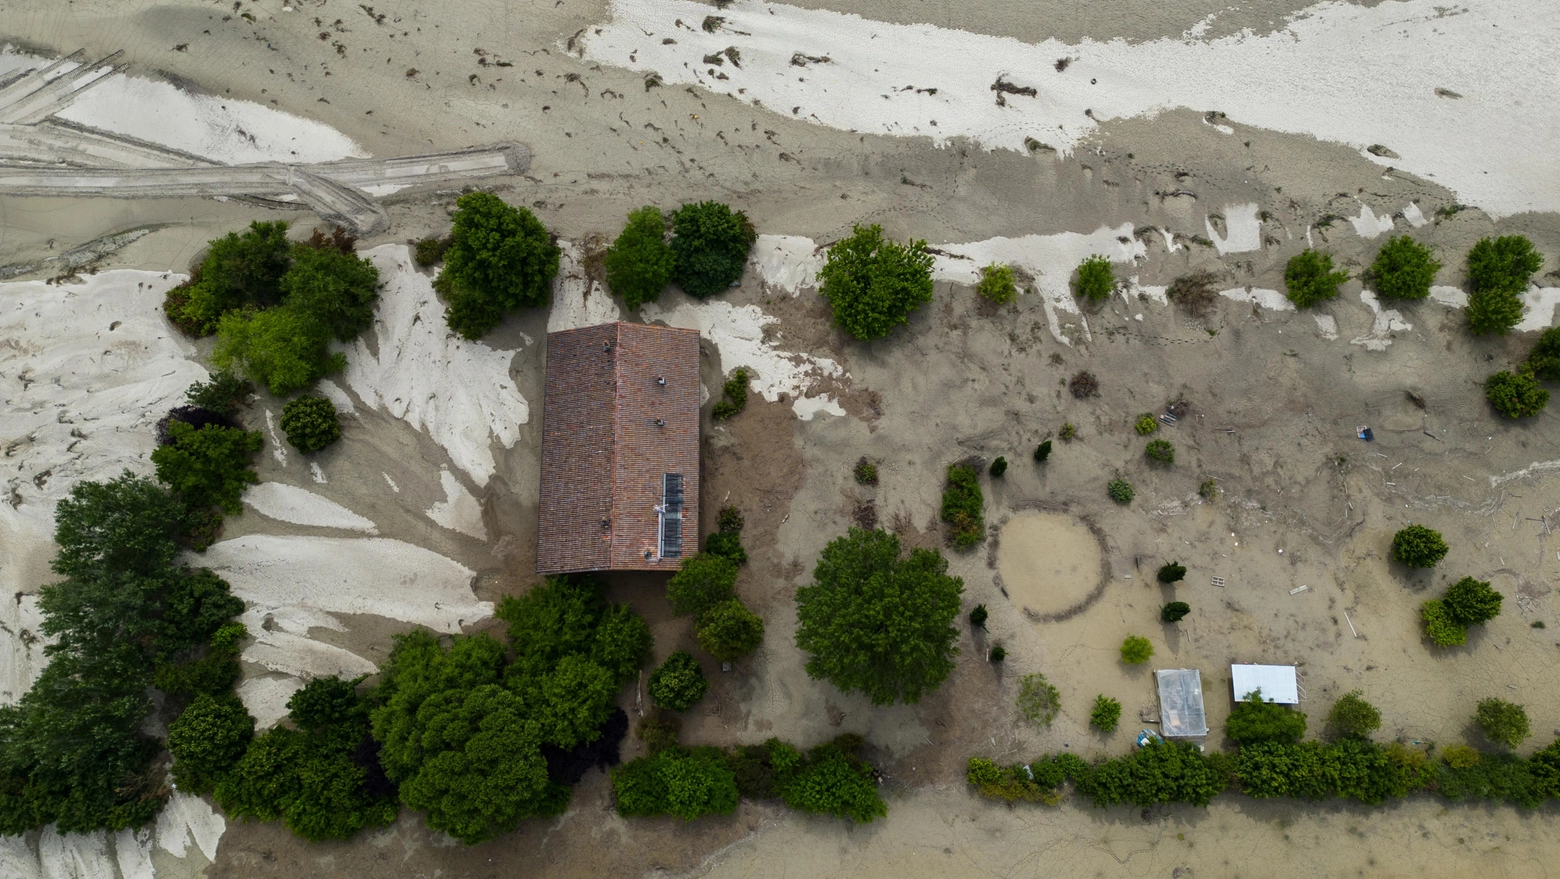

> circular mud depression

[{"left": 997, "top": 512, "right": 1108, "bottom": 622}]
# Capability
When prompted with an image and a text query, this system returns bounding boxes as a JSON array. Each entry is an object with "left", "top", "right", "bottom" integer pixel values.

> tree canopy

[
  {"left": 436, "top": 192, "right": 561, "bottom": 339},
  {"left": 696, "top": 599, "right": 765, "bottom": 662},
  {"left": 172, "top": 220, "right": 294, "bottom": 334},
  {"left": 817, "top": 224, "right": 934, "bottom": 341},
  {"left": 605, "top": 206, "right": 675, "bottom": 309},
  {"left": 281, "top": 242, "right": 380, "bottom": 341},
  {"left": 213, "top": 305, "right": 345, "bottom": 396},
  {"left": 1284, "top": 249, "right": 1349, "bottom": 308},
  {"left": 279, "top": 395, "right": 342, "bottom": 453},
  {"left": 1226, "top": 692, "right": 1308, "bottom": 745},
  {"left": 1074, "top": 255, "right": 1116, "bottom": 301},
  {"left": 1485, "top": 369, "right": 1549, "bottom": 418},
  {"left": 1390, "top": 524, "right": 1448, "bottom": 568},
  {"left": 794, "top": 528, "right": 963, "bottom": 705},
  {"left": 665, "top": 553, "right": 739, "bottom": 619},
  {"left": 1368, "top": 235, "right": 1441, "bottom": 300},
  {"left": 668, "top": 201, "right": 757, "bottom": 298},
  {"left": 169, "top": 693, "right": 254, "bottom": 794},
  {"left": 151, "top": 421, "right": 263, "bottom": 514}
]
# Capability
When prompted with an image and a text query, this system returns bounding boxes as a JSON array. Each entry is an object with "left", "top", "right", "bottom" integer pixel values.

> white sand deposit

[
  {"left": 547, "top": 241, "right": 621, "bottom": 332},
  {"left": 583, "top": 0, "right": 1560, "bottom": 217},
  {"left": 154, "top": 793, "right": 225, "bottom": 862},
  {"left": 1352, "top": 290, "right": 1412, "bottom": 351},
  {"left": 0, "top": 595, "right": 46, "bottom": 705},
  {"left": 1207, "top": 203, "right": 1262, "bottom": 255},
  {"left": 425, "top": 469, "right": 488, "bottom": 540},
  {"left": 242, "top": 482, "right": 378, "bottom": 533},
  {"left": 749, "top": 235, "right": 824, "bottom": 294},
  {"left": 235, "top": 675, "right": 306, "bottom": 730},
  {"left": 0, "top": 792, "right": 221, "bottom": 879},
  {"left": 1347, "top": 203, "right": 1396, "bottom": 239},
  {"left": 344, "top": 246, "right": 530, "bottom": 487}
]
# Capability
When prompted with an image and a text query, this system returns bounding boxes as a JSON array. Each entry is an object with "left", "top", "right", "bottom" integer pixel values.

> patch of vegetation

[
  {"left": 976, "top": 262, "right": 1018, "bottom": 304},
  {"left": 1059, "top": 422, "right": 1077, "bottom": 440},
  {"left": 1421, "top": 599, "right": 1468, "bottom": 647},
  {"left": 213, "top": 305, "right": 346, "bottom": 396},
  {"left": 1017, "top": 673, "right": 1061, "bottom": 727},
  {"left": 711, "top": 367, "right": 751, "bottom": 420},
  {"left": 151, "top": 422, "right": 263, "bottom": 515},
  {"left": 1166, "top": 269, "right": 1220, "bottom": 318},
  {"left": 1069, "top": 371, "right": 1099, "bottom": 398},
  {"left": 1091, "top": 695, "right": 1123, "bottom": 733},
  {"left": 989, "top": 456, "right": 1008, "bottom": 478},
  {"left": 1476, "top": 698, "right": 1530, "bottom": 750},
  {"left": 794, "top": 528, "right": 964, "bottom": 705},
  {"left": 1468, "top": 235, "right": 1543, "bottom": 298},
  {"left": 1444, "top": 576, "right": 1503, "bottom": 625},
  {"left": 666, "top": 552, "right": 739, "bottom": 619},
  {"left": 817, "top": 224, "right": 935, "bottom": 341},
  {"left": 1391, "top": 524, "right": 1448, "bottom": 569},
  {"left": 605, "top": 206, "right": 675, "bottom": 309},
  {"left": 613, "top": 745, "right": 735, "bottom": 821},
  {"left": 167, "top": 220, "right": 294, "bottom": 335},
  {"left": 648, "top": 651, "right": 709, "bottom": 712},
  {"left": 1226, "top": 691, "right": 1307, "bottom": 745},
  {"left": 705, "top": 505, "right": 747, "bottom": 564},
  {"left": 185, "top": 370, "right": 254, "bottom": 416},
  {"left": 168, "top": 693, "right": 254, "bottom": 795},
  {"left": 1073, "top": 255, "right": 1116, "bottom": 301},
  {"left": 1283, "top": 249, "right": 1349, "bottom": 308},
  {"left": 279, "top": 395, "right": 341, "bottom": 453},
  {"left": 1161, "top": 601, "right": 1191, "bottom": 623},
  {"left": 853, "top": 457, "right": 879, "bottom": 485},
  {"left": 670, "top": 201, "right": 758, "bottom": 298},
  {"left": 1119, "top": 635, "right": 1153, "bottom": 665},
  {"left": 1368, "top": 235, "right": 1441, "bottom": 300},
  {"left": 696, "top": 600, "right": 765, "bottom": 662},
  {"left": 1134, "top": 413, "right": 1159, "bottom": 435},
  {"left": 969, "top": 604, "right": 988, "bottom": 628},
  {"left": 1034, "top": 440, "right": 1053, "bottom": 461},
  {"left": 940, "top": 464, "right": 985, "bottom": 548},
  {"left": 412, "top": 235, "right": 450, "bottom": 267},
  {"left": 1468, "top": 289, "right": 1527, "bottom": 336},
  {"left": 1326, "top": 691, "right": 1382, "bottom": 741},
  {"left": 281, "top": 239, "right": 380, "bottom": 342},
  {"left": 989, "top": 644, "right": 1006, "bottom": 662},
  {"left": 436, "top": 192, "right": 561, "bottom": 339},
  {"left": 1145, "top": 439, "right": 1175, "bottom": 464},
  {"left": 1107, "top": 477, "right": 1135, "bottom": 504},
  {"left": 1485, "top": 369, "right": 1549, "bottom": 418},
  {"left": 1157, "top": 562, "right": 1187, "bottom": 584},
  {"left": 1199, "top": 478, "right": 1219, "bottom": 500},
  {"left": 1524, "top": 326, "right": 1560, "bottom": 382}
]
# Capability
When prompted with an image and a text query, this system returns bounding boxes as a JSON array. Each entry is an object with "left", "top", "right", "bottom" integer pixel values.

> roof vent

[
  {"left": 602, "top": 341, "right": 611, "bottom": 352},
  {"left": 601, "top": 517, "right": 611, "bottom": 529},
  {"left": 655, "top": 418, "right": 665, "bottom": 427},
  {"left": 657, "top": 376, "right": 666, "bottom": 386}
]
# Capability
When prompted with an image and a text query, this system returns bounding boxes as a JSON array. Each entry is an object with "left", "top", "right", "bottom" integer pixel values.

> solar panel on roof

[{"left": 660, "top": 473, "right": 684, "bottom": 558}]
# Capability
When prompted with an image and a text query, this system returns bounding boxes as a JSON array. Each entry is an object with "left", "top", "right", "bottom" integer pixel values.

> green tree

[
  {"left": 1390, "top": 524, "right": 1448, "bottom": 568},
  {"left": 1525, "top": 326, "right": 1560, "bottom": 381},
  {"left": 696, "top": 599, "right": 765, "bottom": 662},
  {"left": 611, "top": 747, "right": 740, "bottom": 820},
  {"left": 1485, "top": 369, "right": 1549, "bottom": 417},
  {"left": 817, "top": 224, "right": 935, "bottom": 341},
  {"left": 529, "top": 654, "right": 618, "bottom": 749},
  {"left": 185, "top": 369, "right": 254, "bottom": 416},
  {"left": 669, "top": 201, "right": 757, "bottom": 298},
  {"left": 279, "top": 395, "right": 341, "bottom": 452},
  {"left": 794, "top": 528, "right": 964, "bottom": 705},
  {"left": 1157, "top": 562, "right": 1187, "bottom": 584},
  {"left": 174, "top": 220, "right": 294, "bottom": 334},
  {"left": 1443, "top": 576, "right": 1503, "bottom": 625},
  {"left": 1073, "top": 255, "right": 1116, "bottom": 301},
  {"left": 976, "top": 263, "right": 1017, "bottom": 304},
  {"left": 1467, "top": 289, "right": 1527, "bottom": 336},
  {"left": 1468, "top": 235, "right": 1543, "bottom": 298},
  {"left": 152, "top": 421, "right": 262, "bottom": 514},
  {"left": 1108, "top": 477, "right": 1134, "bottom": 503},
  {"left": 1421, "top": 599, "right": 1468, "bottom": 647},
  {"left": 648, "top": 651, "right": 709, "bottom": 711},
  {"left": 666, "top": 553, "right": 739, "bottom": 619},
  {"left": 778, "top": 743, "right": 886, "bottom": 823},
  {"left": 1326, "top": 690, "right": 1382, "bottom": 740},
  {"left": 1091, "top": 695, "right": 1123, "bottom": 733},
  {"left": 1119, "top": 635, "right": 1153, "bottom": 664},
  {"left": 1160, "top": 601, "right": 1191, "bottom": 623},
  {"left": 590, "top": 603, "right": 653, "bottom": 684},
  {"left": 1145, "top": 439, "right": 1175, "bottom": 464},
  {"left": 605, "top": 206, "right": 675, "bottom": 309},
  {"left": 214, "top": 726, "right": 303, "bottom": 821},
  {"left": 1475, "top": 698, "right": 1530, "bottom": 749},
  {"left": 168, "top": 693, "right": 254, "bottom": 794},
  {"left": 940, "top": 463, "right": 985, "bottom": 549},
  {"left": 1283, "top": 249, "right": 1349, "bottom": 308},
  {"left": 436, "top": 192, "right": 561, "bottom": 339},
  {"left": 281, "top": 242, "right": 380, "bottom": 341},
  {"left": 1368, "top": 235, "right": 1441, "bottom": 300},
  {"left": 1226, "top": 691, "right": 1307, "bottom": 745},
  {"left": 213, "top": 305, "right": 344, "bottom": 396},
  {"left": 1017, "top": 673, "right": 1061, "bottom": 727},
  {"left": 496, "top": 576, "right": 605, "bottom": 678}
]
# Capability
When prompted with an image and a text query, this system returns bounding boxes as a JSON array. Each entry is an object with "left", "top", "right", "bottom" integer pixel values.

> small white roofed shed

[
  {"left": 1155, "top": 669, "right": 1208, "bottom": 738},
  {"left": 1231, "top": 664, "right": 1300, "bottom": 704}
]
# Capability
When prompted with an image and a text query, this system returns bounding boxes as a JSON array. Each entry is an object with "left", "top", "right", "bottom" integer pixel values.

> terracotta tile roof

[{"left": 537, "top": 322, "right": 701, "bottom": 574}]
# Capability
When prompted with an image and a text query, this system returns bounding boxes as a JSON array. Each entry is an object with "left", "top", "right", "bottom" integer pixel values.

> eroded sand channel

[{"left": 996, "top": 512, "right": 1105, "bottom": 620}]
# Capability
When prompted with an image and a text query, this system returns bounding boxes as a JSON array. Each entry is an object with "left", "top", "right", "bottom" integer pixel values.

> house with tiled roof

[{"left": 536, "top": 321, "right": 701, "bottom": 573}]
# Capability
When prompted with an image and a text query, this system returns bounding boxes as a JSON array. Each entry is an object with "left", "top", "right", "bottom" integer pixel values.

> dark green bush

[
  {"left": 1017, "top": 673, "right": 1060, "bottom": 727},
  {"left": 976, "top": 262, "right": 1017, "bottom": 304},
  {"left": 151, "top": 422, "right": 262, "bottom": 514},
  {"left": 648, "top": 651, "right": 708, "bottom": 711},
  {"left": 1444, "top": 576, "right": 1503, "bottom": 625},
  {"left": 1160, "top": 601, "right": 1190, "bottom": 623},
  {"left": 853, "top": 458, "right": 878, "bottom": 484},
  {"left": 185, "top": 370, "right": 254, "bottom": 416},
  {"left": 1107, "top": 477, "right": 1134, "bottom": 504},
  {"left": 941, "top": 464, "right": 985, "bottom": 548},
  {"left": 1034, "top": 440, "right": 1052, "bottom": 462},
  {"left": 1368, "top": 235, "right": 1441, "bottom": 300},
  {"left": 1486, "top": 369, "right": 1549, "bottom": 417},
  {"left": 281, "top": 241, "right": 380, "bottom": 341},
  {"left": 1326, "top": 690, "right": 1382, "bottom": 740},
  {"left": 168, "top": 693, "right": 254, "bottom": 795},
  {"left": 1468, "top": 235, "right": 1543, "bottom": 298},
  {"left": 777, "top": 738, "right": 886, "bottom": 823},
  {"left": 590, "top": 603, "right": 653, "bottom": 683},
  {"left": 1421, "top": 599, "right": 1468, "bottom": 647},
  {"left": 1525, "top": 326, "right": 1560, "bottom": 381},
  {"left": 412, "top": 235, "right": 450, "bottom": 267},
  {"left": 669, "top": 201, "right": 757, "bottom": 298},
  {"left": 969, "top": 604, "right": 988, "bottom": 628},
  {"left": 279, "top": 395, "right": 341, "bottom": 453},
  {"left": 1119, "top": 635, "right": 1152, "bottom": 664},
  {"left": 1073, "top": 740, "right": 1231, "bottom": 808},
  {"left": 1073, "top": 255, "right": 1115, "bottom": 301},
  {"left": 635, "top": 713, "right": 681, "bottom": 755},
  {"left": 696, "top": 599, "right": 765, "bottom": 662},
  {"left": 712, "top": 367, "right": 750, "bottom": 420},
  {"left": 612, "top": 746, "right": 739, "bottom": 821},
  {"left": 666, "top": 552, "right": 739, "bottom": 618},
  {"left": 988, "top": 644, "right": 1006, "bottom": 662},
  {"left": 171, "top": 220, "right": 294, "bottom": 335},
  {"left": 1468, "top": 289, "right": 1527, "bottom": 336},
  {"left": 717, "top": 505, "right": 744, "bottom": 533},
  {"left": 1069, "top": 371, "right": 1098, "bottom": 398},
  {"left": 1090, "top": 695, "right": 1122, "bottom": 733},
  {"left": 1226, "top": 692, "right": 1307, "bottom": 745},
  {"left": 496, "top": 575, "right": 607, "bottom": 676},
  {"left": 1145, "top": 439, "right": 1175, "bottom": 464},
  {"left": 795, "top": 528, "right": 963, "bottom": 705},
  {"left": 436, "top": 192, "right": 561, "bottom": 339},
  {"left": 1283, "top": 249, "right": 1349, "bottom": 308},
  {"left": 989, "top": 456, "right": 1008, "bottom": 478},
  {"left": 818, "top": 224, "right": 935, "bottom": 341},
  {"left": 605, "top": 206, "right": 675, "bottom": 308},
  {"left": 1157, "top": 562, "right": 1187, "bottom": 584},
  {"left": 1391, "top": 524, "right": 1448, "bottom": 568},
  {"left": 1477, "top": 698, "right": 1531, "bottom": 749},
  {"left": 704, "top": 531, "right": 747, "bottom": 564}
]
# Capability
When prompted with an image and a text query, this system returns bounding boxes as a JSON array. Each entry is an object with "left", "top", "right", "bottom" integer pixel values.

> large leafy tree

[
  {"left": 665, "top": 553, "right": 738, "bottom": 619},
  {"left": 213, "top": 305, "right": 344, "bottom": 396},
  {"left": 668, "top": 201, "right": 757, "bottom": 298},
  {"left": 1225, "top": 692, "right": 1308, "bottom": 745},
  {"left": 794, "top": 528, "right": 963, "bottom": 705},
  {"left": 436, "top": 192, "right": 561, "bottom": 339},
  {"left": 168, "top": 693, "right": 255, "bottom": 794},
  {"left": 173, "top": 220, "right": 294, "bottom": 335},
  {"left": 497, "top": 576, "right": 606, "bottom": 679},
  {"left": 1283, "top": 249, "right": 1349, "bottom": 308},
  {"left": 605, "top": 206, "right": 675, "bottom": 308},
  {"left": 817, "top": 224, "right": 935, "bottom": 341},
  {"left": 1466, "top": 235, "right": 1542, "bottom": 336},
  {"left": 151, "top": 421, "right": 263, "bottom": 514},
  {"left": 1368, "top": 235, "right": 1441, "bottom": 300},
  {"left": 696, "top": 599, "right": 765, "bottom": 662},
  {"left": 281, "top": 242, "right": 381, "bottom": 341}
]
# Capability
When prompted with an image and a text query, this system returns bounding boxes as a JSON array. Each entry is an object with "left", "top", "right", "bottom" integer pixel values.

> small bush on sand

[
  {"left": 1391, "top": 524, "right": 1448, "bottom": 568},
  {"left": 989, "top": 457, "right": 1007, "bottom": 478},
  {"left": 1034, "top": 440, "right": 1052, "bottom": 462},
  {"left": 1090, "top": 695, "right": 1122, "bottom": 733},
  {"left": 1017, "top": 673, "right": 1060, "bottom": 727},
  {"left": 941, "top": 464, "right": 985, "bottom": 549},
  {"left": 1468, "top": 235, "right": 1543, "bottom": 298},
  {"left": 976, "top": 262, "right": 1018, "bottom": 305},
  {"left": 1069, "top": 371, "right": 1099, "bottom": 399},
  {"left": 1199, "top": 479, "right": 1219, "bottom": 500},
  {"left": 412, "top": 235, "right": 450, "bottom": 267},
  {"left": 1161, "top": 602, "right": 1191, "bottom": 623},
  {"left": 670, "top": 201, "right": 758, "bottom": 298},
  {"left": 279, "top": 396, "right": 341, "bottom": 453},
  {"left": 818, "top": 224, "right": 934, "bottom": 341},
  {"left": 989, "top": 644, "right": 1006, "bottom": 663},
  {"left": 1326, "top": 690, "right": 1382, "bottom": 740},
  {"left": 853, "top": 458, "right": 878, "bottom": 485},
  {"left": 1284, "top": 249, "right": 1349, "bottom": 308},
  {"left": 1166, "top": 270, "right": 1220, "bottom": 318},
  {"left": 1475, "top": 698, "right": 1530, "bottom": 749},
  {"left": 712, "top": 367, "right": 750, "bottom": 421},
  {"left": 1421, "top": 599, "right": 1467, "bottom": 647},
  {"left": 1443, "top": 576, "right": 1503, "bottom": 626},
  {"left": 1145, "top": 439, "right": 1175, "bottom": 464},
  {"left": 969, "top": 604, "right": 988, "bottom": 629},
  {"left": 1485, "top": 369, "right": 1549, "bottom": 418},
  {"left": 1157, "top": 562, "right": 1186, "bottom": 584},
  {"left": 1368, "top": 235, "right": 1441, "bottom": 300},
  {"left": 1119, "top": 635, "right": 1152, "bottom": 665},
  {"left": 1135, "top": 413, "right": 1159, "bottom": 435},
  {"left": 1524, "top": 326, "right": 1560, "bottom": 381},
  {"left": 605, "top": 206, "right": 675, "bottom": 309},
  {"left": 648, "top": 651, "right": 709, "bottom": 711},
  {"left": 1107, "top": 477, "right": 1134, "bottom": 504},
  {"left": 1059, "top": 422, "right": 1077, "bottom": 441},
  {"left": 1074, "top": 255, "right": 1116, "bottom": 301}
]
